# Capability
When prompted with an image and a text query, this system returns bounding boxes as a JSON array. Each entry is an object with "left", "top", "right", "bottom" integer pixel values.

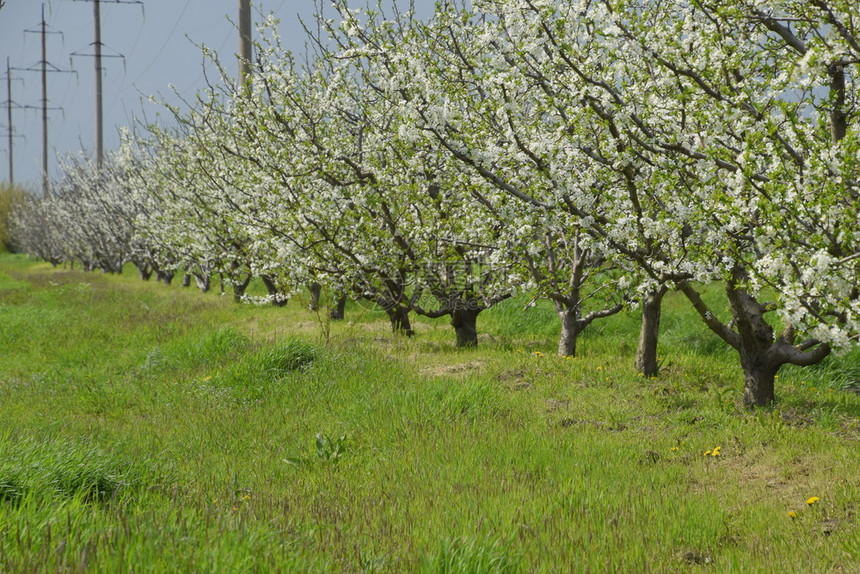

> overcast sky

[{"left": 0, "top": 1, "right": 427, "bottom": 187}]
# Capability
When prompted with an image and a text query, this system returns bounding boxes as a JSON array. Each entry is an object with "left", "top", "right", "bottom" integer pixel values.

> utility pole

[
  {"left": 5, "top": 59, "right": 36, "bottom": 186},
  {"left": 6, "top": 58, "right": 10, "bottom": 185},
  {"left": 5, "top": 59, "right": 13, "bottom": 184},
  {"left": 94, "top": 0, "right": 103, "bottom": 169},
  {"left": 22, "top": 4, "right": 74, "bottom": 194},
  {"left": 72, "top": 0, "right": 142, "bottom": 170},
  {"left": 41, "top": 5, "right": 48, "bottom": 192},
  {"left": 238, "top": 0, "right": 252, "bottom": 84}
]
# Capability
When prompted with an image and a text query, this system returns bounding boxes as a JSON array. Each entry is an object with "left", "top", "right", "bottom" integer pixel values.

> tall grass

[{"left": 0, "top": 254, "right": 858, "bottom": 572}]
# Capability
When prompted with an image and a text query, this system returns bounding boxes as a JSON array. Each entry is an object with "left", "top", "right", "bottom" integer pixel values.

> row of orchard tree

[{"left": 8, "top": 0, "right": 859, "bottom": 407}]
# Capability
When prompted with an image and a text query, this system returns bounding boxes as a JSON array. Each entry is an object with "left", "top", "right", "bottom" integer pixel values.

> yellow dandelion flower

[
  {"left": 806, "top": 497, "right": 819, "bottom": 505},
  {"left": 204, "top": 376, "right": 211, "bottom": 382},
  {"left": 671, "top": 447, "right": 679, "bottom": 451},
  {"left": 711, "top": 446, "right": 721, "bottom": 456},
  {"left": 787, "top": 511, "right": 797, "bottom": 518},
  {"left": 704, "top": 450, "right": 712, "bottom": 456},
  {"left": 810, "top": 387, "right": 817, "bottom": 391},
  {"left": 596, "top": 366, "right": 602, "bottom": 370}
]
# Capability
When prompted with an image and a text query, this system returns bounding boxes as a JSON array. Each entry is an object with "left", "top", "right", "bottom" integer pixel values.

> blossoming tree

[
  {"left": 330, "top": 0, "right": 633, "bottom": 357},
  {"left": 394, "top": 0, "right": 859, "bottom": 404}
]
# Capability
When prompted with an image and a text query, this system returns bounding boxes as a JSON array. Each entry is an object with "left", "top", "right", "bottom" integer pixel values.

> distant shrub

[{"left": 0, "top": 183, "right": 27, "bottom": 252}]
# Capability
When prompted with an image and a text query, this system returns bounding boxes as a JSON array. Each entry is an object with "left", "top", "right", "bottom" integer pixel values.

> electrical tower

[
  {"left": 20, "top": 4, "right": 75, "bottom": 194},
  {"left": 1, "top": 58, "right": 26, "bottom": 184},
  {"left": 71, "top": 0, "right": 142, "bottom": 170}
]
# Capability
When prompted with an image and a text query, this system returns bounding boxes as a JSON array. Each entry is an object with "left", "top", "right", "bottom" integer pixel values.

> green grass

[{"left": 0, "top": 254, "right": 858, "bottom": 572}]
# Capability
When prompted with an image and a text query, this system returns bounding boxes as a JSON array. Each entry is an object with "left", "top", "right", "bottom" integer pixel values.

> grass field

[{"left": 0, "top": 253, "right": 858, "bottom": 572}]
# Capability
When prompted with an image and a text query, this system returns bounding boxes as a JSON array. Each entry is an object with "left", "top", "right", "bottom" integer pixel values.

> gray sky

[{"left": 0, "top": 1, "right": 427, "bottom": 187}]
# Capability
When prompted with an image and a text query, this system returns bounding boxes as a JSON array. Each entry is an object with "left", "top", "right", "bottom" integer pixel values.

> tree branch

[
  {"left": 773, "top": 339, "right": 831, "bottom": 366},
  {"left": 676, "top": 280, "right": 741, "bottom": 349},
  {"left": 580, "top": 302, "right": 624, "bottom": 327},
  {"left": 809, "top": 0, "right": 860, "bottom": 54},
  {"left": 752, "top": 9, "right": 808, "bottom": 55}
]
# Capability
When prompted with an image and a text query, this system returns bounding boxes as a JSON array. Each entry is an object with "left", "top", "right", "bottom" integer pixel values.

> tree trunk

[
  {"left": 330, "top": 293, "right": 347, "bottom": 320},
  {"left": 158, "top": 270, "right": 174, "bottom": 285},
  {"left": 725, "top": 269, "right": 780, "bottom": 407},
  {"left": 308, "top": 282, "right": 322, "bottom": 311},
  {"left": 385, "top": 305, "right": 414, "bottom": 336},
  {"left": 635, "top": 286, "right": 667, "bottom": 377},
  {"left": 451, "top": 307, "right": 480, "bottom": 348},
  {"left": 182, "top": 273, "right": 191, "bottom": 288},
  {"left": 829, "top": 63, "right": 847, "bottom": 144},
  {"left": 137, "top": 265, "right": 152, "bottom": 281},
  {"left": 261, "top": 275, "right": 288, "bottom": 307},
  {"left": 232, "top": 275, "right": 252, "bottom": 303},
  {"left": 194, "top": 273, "right": 210, "bottom": 293},
  {"left": 557, "top": 308, "right": 582, "bottom": 357},
  {"left": 678, "top": 273, "right": 830, "bottom": 409},
  {"left": 740, "top": 352, "right": 779, "bottom": 408}
]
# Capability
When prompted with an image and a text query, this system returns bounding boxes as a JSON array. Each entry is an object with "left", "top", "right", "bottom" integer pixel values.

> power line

[{"left": 129, "top": 0, "right": 191, "bottom": 86}]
